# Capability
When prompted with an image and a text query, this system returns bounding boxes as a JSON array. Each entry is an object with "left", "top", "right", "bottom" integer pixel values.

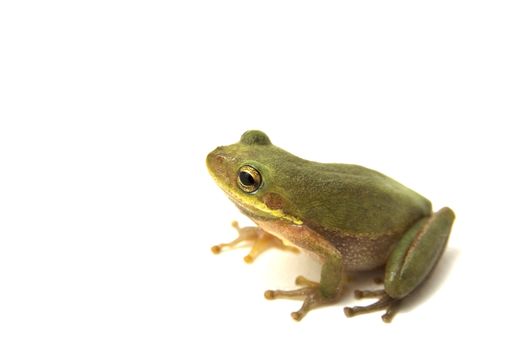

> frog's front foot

[
  {"left": 211, "top": 221, "right": 299, "bottom": 263},
  {"left": 264, "top": 276, "right": 339, "bottom": 321},
  {"left": 344, "top": 289, "right": 400, "bottom": 323}
]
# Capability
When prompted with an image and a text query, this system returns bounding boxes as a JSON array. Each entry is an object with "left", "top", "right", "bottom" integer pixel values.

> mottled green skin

[
  {"left": 208, "top": 130, "right": 430, "bottom": 244},
  {"left": 207, "top": 130, "right": 455, "bottom": 314}
]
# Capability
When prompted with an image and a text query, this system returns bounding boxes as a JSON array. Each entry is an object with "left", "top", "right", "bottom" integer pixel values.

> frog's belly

[{"left": 255, "top": 218, "right": 400, "bottom": 272}]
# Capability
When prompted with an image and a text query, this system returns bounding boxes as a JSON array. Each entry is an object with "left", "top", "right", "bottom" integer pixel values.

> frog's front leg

[
  {"left": 211, "top": 221, "right": 299, "bottom": 263},
  {"left": 263, "top": 225, "right": 346, "bottom": 321},
  {"left": 345, "top": 207, "right": 455, "bottom": 322}
]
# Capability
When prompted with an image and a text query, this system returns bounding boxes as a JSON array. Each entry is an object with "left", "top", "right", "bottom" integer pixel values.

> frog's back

[{"left": 290, "top": 161, "right": 432, "bottom": 236}]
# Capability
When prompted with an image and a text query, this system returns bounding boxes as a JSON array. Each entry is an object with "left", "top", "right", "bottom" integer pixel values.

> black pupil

[{"left": 240, "top": 171, "right": 256, "bottom": 186}]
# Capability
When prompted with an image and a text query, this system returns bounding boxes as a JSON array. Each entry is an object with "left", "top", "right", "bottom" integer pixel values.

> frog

[{"left": 206, "top": 130, "right": 455, "bottom": 322}]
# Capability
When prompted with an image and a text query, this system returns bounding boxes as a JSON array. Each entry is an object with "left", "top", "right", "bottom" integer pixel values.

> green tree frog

[{"left": 206, "top": 130, "right": 455, "bottom": 322}]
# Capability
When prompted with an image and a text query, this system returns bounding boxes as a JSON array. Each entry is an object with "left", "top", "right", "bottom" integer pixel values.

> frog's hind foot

[
  {"left": 211, "top": 221, "right": 299, "bottom": 263},
  {"left": 265, "top": 275, "right": 348, "bottom": 321},
  {"left": 344, "top": 289, "right": 400, "bottom": 323},
  {"left": 264, "top": 285, "right": 325, "bottom": 321}
]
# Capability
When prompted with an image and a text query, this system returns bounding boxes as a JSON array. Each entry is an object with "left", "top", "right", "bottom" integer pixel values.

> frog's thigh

[{"left": 384, "top": 207, "right": 455, "bottom": 299}]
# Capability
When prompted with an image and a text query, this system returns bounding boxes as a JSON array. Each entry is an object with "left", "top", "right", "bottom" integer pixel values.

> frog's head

[{"left": 206, "top": 130, "right": 303, "bottom": 225}]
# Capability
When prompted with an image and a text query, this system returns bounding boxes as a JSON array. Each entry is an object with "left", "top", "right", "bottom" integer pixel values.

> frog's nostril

[{"left": 206, "top": 151, "right": 227, "bottom": 173}]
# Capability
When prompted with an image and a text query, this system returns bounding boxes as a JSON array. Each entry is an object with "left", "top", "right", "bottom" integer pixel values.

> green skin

[{"left": 207, "top": 130, "right": 455, "bottom": 322}]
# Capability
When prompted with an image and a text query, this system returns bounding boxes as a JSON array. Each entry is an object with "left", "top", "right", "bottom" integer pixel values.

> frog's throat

[{"left": 226, "top": 192, "right": 303, "bottom": 225}]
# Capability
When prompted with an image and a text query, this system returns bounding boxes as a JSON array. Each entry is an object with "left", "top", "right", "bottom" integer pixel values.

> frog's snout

[{"left": 206, "top": 148, "right": 227, "bottom": 178}]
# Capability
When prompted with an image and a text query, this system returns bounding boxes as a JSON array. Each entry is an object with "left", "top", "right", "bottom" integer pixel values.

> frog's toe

[
  {"left": 290, "top": 295, "right": 315, "bottom": 321},
  {"left": 344, "top": 290, "right": 401, "bottom": 323},
  {"left": 244, "top": 230, "right": 298, "bottom": 263},
  {"left": 295, "top": 275, "right": 320, "bottom": 287},
  {"left": 265, "top": 286, "right": 328, "bottom": 321},
  {"left": 354, "top": 289, "right": 386, "bottom": 299},
  {"left": 211, "top": 222, "right": 256, "bottom": 254},
  {"left": 265, "top": 286, "right": 311, "bottom": 300}
]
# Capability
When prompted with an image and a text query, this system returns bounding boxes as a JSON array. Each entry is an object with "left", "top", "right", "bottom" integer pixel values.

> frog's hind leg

[
  {"left": 344, "top": 207, "right": 455, "bottom": 322},
  {"left": 211, "top": 221, "right": 299, "bottom": 263},
  {"left": 384, "top": 207, "right": 455, "bottom": 299}
]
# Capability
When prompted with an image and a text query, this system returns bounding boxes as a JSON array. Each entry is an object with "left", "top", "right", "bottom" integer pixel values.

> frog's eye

[{"left": 237, "top": 165, "right": 262, "bottom": 193}]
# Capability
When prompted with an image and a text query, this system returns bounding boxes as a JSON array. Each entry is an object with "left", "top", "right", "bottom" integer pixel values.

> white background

[{"left": 1, "top": 1, "right": 522, "bottom": 349}]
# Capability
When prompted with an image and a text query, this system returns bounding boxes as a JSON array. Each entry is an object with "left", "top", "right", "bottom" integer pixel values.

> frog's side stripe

[{"left": 226, "top": 192, "right": 303, "bottom": 225}]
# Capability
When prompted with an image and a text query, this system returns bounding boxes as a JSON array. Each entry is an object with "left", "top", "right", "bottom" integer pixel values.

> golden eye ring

[{"left": 237, "top": 165, "right": 262, "bottom": 193}]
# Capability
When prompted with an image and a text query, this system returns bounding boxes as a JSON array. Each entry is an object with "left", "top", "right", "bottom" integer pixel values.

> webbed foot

[
  {"left": 344, "top": 289, "right": 400, "bottom": 323},
  {"left": 264, "top": 275, "right": 345, "bottom": 321},
  {"left": 211, "top": 221, "right": 299, "bottom": 263}
]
